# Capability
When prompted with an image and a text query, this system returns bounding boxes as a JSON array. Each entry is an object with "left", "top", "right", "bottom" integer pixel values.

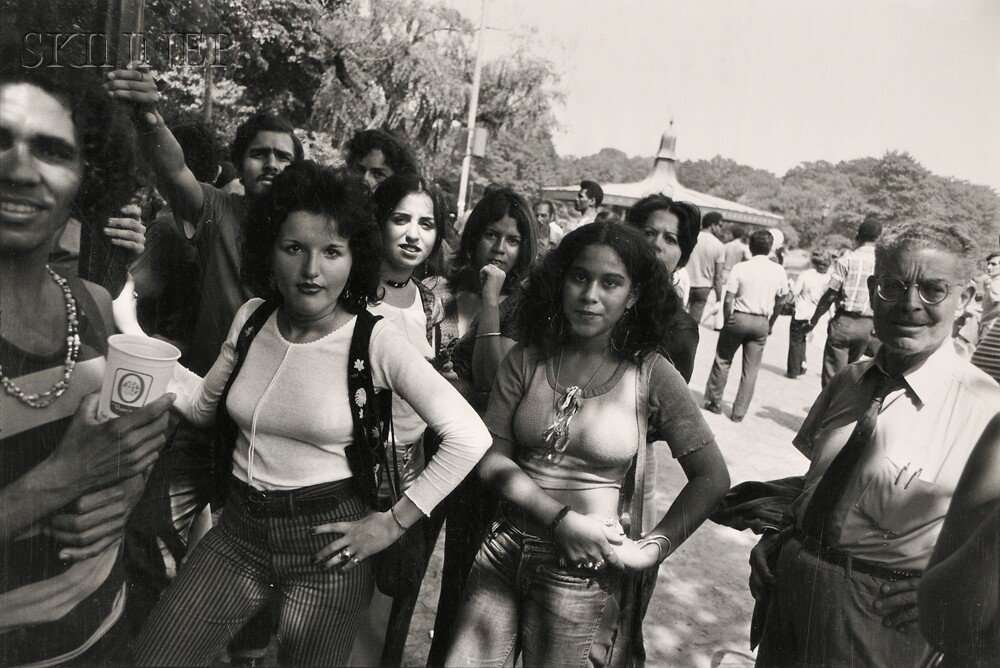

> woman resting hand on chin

[{"left": 444, "top": 221, "right": 730, "bottom": 667}]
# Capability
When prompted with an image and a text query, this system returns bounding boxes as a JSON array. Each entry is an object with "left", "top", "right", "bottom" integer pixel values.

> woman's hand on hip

[
  {"left": 311, "top": 511, "right": 404, "bottom": 572},
  {"left": 553, "top": 511, "right": 623, "bottom": 570}
]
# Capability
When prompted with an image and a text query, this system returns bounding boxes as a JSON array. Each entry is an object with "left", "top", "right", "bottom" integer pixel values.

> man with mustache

[
  {"left": 750, "top": 221, "right": 1000, "bottom": 666},
  {"left": 107, "top": 67, "right": 303, "bottom": 665}
]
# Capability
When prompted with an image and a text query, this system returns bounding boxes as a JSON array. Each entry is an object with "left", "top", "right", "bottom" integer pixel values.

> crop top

[
  {"left": 170, "top": 299, "right": 491, "bottom": 514},
  {"left": 483, "top": 345, "right": 715, "bottom": 491}
]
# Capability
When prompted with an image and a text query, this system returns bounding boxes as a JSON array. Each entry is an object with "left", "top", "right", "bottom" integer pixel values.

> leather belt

[
  {"left": 796, "top": 532, "right": 922, "bottom": 581},
  {"left": 229, "top": 476, "right": 353, "bottom": 517}
]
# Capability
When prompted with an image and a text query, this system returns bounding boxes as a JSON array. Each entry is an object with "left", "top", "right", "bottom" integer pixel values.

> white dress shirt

[
  {"left": 791, "top": 343, "right": 1000, "bottom": 569},
  {"left": 724, "top": 255, "right": 789, "bottom": 317}
]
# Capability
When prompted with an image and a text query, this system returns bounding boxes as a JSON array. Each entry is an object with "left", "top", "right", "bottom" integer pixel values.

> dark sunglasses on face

[{"left": 874, "top": 277, "right": 952, "bottom": 305}]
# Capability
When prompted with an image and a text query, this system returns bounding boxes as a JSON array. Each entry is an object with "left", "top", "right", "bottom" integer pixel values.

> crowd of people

[{"left": 1, "top": 58, "right": 998, "bottom": 668}]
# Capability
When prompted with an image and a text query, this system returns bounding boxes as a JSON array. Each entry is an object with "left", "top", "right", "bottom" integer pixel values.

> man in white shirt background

[
  {"left": 787, "top": 250, "right": 832, "bottom": 378},
  {"left": 685, "top": 211, "right": 727, "bottom": 325},
  {"left": 703, "top": 229, "right": 789, "bottom": 421}
]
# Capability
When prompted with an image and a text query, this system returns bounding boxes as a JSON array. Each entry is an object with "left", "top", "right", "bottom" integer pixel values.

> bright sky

[{"left": 441, "top": 0, "right": 1000, "bottom": 190}]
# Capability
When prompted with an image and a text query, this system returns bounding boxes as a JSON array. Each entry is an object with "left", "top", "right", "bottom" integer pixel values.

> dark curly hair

[
  {"left": 519, "top": 222, "right": 677, "bottom": 363},
  {"left": 0, "top": 65, "right": 137, "bottom": 232},
  {"left": 240, "top": 161, "right": 382, "bottom": 313},
  {"left": 625, "top": 194, "right": 701, "bottom": 269},
  {"left": 449, "top": 188, "right": 538, "bottom": 294},
  {"left": 371, "top": 174, "right": 449, "bottom": 261},
  {"left": 344, "top": 129, "right": 419, "bottom": 177}
]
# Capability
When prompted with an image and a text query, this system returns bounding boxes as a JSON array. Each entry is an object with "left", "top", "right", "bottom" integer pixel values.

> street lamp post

[{"left": 456, "top": 0, "right": 487, "bottom": 220}]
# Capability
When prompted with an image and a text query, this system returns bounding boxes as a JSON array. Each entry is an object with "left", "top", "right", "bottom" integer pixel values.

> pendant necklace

[{"left": 542, "top": 348, "right": 610, "bottom": 462}]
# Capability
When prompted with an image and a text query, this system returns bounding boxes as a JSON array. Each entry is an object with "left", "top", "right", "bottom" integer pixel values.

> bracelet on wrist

[
  {"left": 476, "top": 331, "right": 502, "bottom": 339},
  {"left": 548, "top": 506, "right": 572, "bottom": 534},
  {"left": 389, "top": 506, "right": 407, "bottom": 532},
  {"left": 638, "top": 534, "right": 672, "bottom": 562}
]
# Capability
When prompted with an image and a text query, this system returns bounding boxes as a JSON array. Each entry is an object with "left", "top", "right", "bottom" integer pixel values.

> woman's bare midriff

[{"left": 505, "top": 485, "right": 624, "bottom": 538}]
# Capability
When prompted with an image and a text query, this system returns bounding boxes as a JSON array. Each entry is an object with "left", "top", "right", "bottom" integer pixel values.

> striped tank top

[{"left": 0, "top": 270, "right": 125, "bottom": 666}]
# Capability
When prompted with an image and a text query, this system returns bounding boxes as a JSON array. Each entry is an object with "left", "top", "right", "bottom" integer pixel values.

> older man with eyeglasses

[{"left": 749, "top": 221, "right": 1000, "bottom": 667}]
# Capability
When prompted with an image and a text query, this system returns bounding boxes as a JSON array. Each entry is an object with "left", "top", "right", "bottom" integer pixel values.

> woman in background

[
  {"left": 424, "top": 187, "right": 538, "bottom": 664},
  {"left": 786, "top": 250, "right": 831, "bottom": 378}
]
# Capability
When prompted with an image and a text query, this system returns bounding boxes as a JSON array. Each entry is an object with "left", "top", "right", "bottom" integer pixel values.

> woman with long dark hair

[
  {"left": 445, "top": 222, "right": 729, "bottom": 666},
  {"left": 130, "top": 162, "right": 490, "bottom": 666},
  {"left": 351, "top": 174, "right": 452, "bottom": 666},
  {"left": 424, "top": 187, "right": 538, "bottom": 663}
]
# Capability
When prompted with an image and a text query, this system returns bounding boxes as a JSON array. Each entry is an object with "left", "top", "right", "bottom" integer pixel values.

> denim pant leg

[
  {"left": 444, "top": 522, "right": 522, "bottom": 668},
  {"left": 129, "top": 498, "right": 274, "bottom": 666},
  {"left": 733, "top": 316, "right": 769, "bottom": 419},
  {"left": 520, "top": 543, "right": 623, "bottom": 667}
]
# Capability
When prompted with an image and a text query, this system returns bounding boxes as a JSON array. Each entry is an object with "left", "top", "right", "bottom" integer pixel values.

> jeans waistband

[
  {"left": 733, "top": 311, "right": 768, "bottom": 318},
  {"left": 835, "top": 310, "right": 873, "bottom": 319},
  {"left": 229, "top": 476, "right": 354, "bottom": 517}
]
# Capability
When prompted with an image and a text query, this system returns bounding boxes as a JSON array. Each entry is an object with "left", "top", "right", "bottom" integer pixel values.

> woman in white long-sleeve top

[{"left": 130, "top": 162, "right": 491, "bottom": 666}]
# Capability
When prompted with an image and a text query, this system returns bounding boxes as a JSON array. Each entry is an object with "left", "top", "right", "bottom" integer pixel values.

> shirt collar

[{"left": 863, "top": 341, "right": 958, "bottom": 405}]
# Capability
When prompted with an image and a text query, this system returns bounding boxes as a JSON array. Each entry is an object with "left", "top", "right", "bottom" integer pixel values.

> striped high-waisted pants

[{"left": 130, "top": 479, "right": 374, "bottom": 666}]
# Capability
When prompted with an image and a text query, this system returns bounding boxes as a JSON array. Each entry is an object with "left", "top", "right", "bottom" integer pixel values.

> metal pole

[{"left": 456, "top": 0, "right": 486, "bottom": 219}]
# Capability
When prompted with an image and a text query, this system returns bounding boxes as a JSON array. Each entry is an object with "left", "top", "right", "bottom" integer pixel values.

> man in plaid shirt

[{"left": 802, "top": 221, "right": 883, "bottom": 386}]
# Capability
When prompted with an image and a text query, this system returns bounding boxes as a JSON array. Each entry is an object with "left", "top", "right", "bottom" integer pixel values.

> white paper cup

[{"left": 98, "top": 334, "right": 181, "bottom": 420}]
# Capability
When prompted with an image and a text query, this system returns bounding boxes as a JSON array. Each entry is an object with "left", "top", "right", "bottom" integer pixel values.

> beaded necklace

[{"left": 0, "top": 266, "right": 81, "bottom": 408}]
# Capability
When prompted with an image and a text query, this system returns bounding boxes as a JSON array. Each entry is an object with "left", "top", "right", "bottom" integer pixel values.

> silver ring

[
  {"left": 603, "top": 518, "right": 615, "bottom": 527},
  {"left": 593, "top": 560, "right": 605, "bottom": 570},
  {"left": 584, "top": 562, "right": 595, "bottom": 570},
  {"left": 341, "top": 549, "right": 352, "bottom": 560},
  {"left": 351, "top": 557, "right": 361, "bottom": 565}
]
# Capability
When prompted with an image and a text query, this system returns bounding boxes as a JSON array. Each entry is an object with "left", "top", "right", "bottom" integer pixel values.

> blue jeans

[{"left": 445, "top": 520, "right": 623, "bottom": 667}]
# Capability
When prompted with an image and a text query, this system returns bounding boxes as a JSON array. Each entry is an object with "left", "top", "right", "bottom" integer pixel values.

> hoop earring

[{"left": 611, "top": 311, "right": 632, "bottom": 354}]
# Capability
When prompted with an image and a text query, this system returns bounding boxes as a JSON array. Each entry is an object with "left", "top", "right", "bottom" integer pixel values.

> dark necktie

[{"left": 800, "top": 370, "right": 902, "bottom": 547}]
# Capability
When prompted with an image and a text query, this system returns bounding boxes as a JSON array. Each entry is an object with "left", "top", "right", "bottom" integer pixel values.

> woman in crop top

[
  {"left": 131, "top": 163, "right": 491, "bottom": 666},
  {"left": 445, "top": 221, "right": 730, "bottom": 667}
]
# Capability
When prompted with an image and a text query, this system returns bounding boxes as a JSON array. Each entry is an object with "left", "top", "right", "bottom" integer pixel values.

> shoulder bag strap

[{"left": 211, "top": 300, "right": 278, "bottom": 506}]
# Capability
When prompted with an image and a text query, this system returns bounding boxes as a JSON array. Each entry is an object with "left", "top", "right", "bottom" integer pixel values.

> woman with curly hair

[
  {"left": 130, "top": 162, "right": 491, "bottom": 666},
  {"left": 0, "top": 67, "right": 174, "bottom": 665},
  {"left": 445, "top": 222, "right": 729, "bottom": 666}
]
